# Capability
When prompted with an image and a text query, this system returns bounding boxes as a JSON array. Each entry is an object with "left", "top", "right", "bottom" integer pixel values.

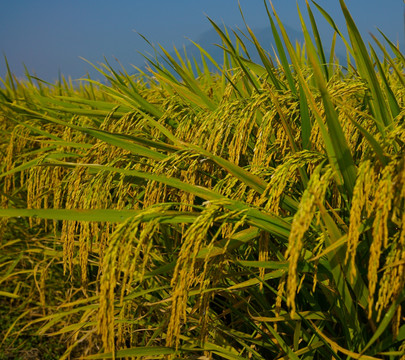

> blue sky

[{"left": 1, "top": 0, "right": 403, "bottom": 82}]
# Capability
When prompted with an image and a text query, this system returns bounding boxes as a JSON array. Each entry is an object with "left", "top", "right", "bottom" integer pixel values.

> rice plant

[{"left": 0, "top": 0, "right": 404, "bottom": 359}]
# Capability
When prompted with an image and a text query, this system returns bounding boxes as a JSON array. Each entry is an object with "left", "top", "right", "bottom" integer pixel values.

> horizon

[{"left": 1, "top": 0, "right": 404, "bottom": 83}]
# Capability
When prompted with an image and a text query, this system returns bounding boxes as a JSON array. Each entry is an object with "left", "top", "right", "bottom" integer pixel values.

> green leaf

[
  {"left": 265, "top": 2, "right": 297, "bottom": 96},
  {"left": 299, "top": 84, "right": 311, "bottom": 150},
  {"left": 370, "top": 32, "right": 405, "bottom": 90},
  {"left": 339, "top": 0, "right": 392, "bottom": 132},
  {"left": 207, "top": 17, "right": 261, "bottom": 94},
  {"left": 362, "top": 289, "right": 405, "bottom": 354},
  {"left": 306, "top": 1, "right": 329, "bottom": 81},
  {"left": 297, "top": 3, "right": 357, "bottom": 197},
  {"left": 158, "top": 45, "right": 218, "bottom": 110},
  {"left": 244, "top": 25, "right": 284, "bottom": 90},
  {"left": 0, "top": 153, "right": 80, "bottom": 179},
  {"left": 0, "top": 208, "right": 198, "bottom": 224},
  {"left": 83, "top": 346, "right": 176, "bottom": 359}
]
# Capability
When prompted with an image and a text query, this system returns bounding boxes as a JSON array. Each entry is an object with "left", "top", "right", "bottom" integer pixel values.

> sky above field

[{"left": 0, "top": 0, "right": 403, "bottom": 82}]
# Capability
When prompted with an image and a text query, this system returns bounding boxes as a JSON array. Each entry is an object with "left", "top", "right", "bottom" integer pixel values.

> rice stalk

[{"left": 0, "top": 0, "right": 404, "bottom": 358}]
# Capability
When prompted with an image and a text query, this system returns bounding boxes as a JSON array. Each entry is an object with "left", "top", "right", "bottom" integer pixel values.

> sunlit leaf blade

[
  {"left": 306, "top": 1, "right": 329, "bottom": 81},
  {"left": 339, "top": 0, "right": 393, "bottom": 133},
  {"left": 369, "top": 46, "right": 401, "bottom": 119},
  {"left": 377, "top": 28, "right": 405, "bottom": 67},
  {"left": 244, "top": 25, "right": 284, "bottom": 90},
  {"left": 311, "top": 1, "right": 353, "bottom": 54},
  {"left": 207, "top": 17, "right": 262, "bottom": 94},
  {"left": 370, "top": 32, "right": 405, "bottom": 89},
  {"left": 265, "top": 2, "right": 297, "bottom": 96},
  {"left": 159, "top": 46, "right": 218, "bottom": 110},
  {"left": 297, "top": 3, "right": 357, "bottom": 197},
  {"left": 299, "top": 84, "right": 311, "bottom": 150},
  {"left": 0, "top": 208, "right": 199, "bottom": 224}
]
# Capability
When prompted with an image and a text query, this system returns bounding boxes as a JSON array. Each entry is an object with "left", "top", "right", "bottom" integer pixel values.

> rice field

[{"left": 0, "top": 1, "right": 404, "bottom": 359}]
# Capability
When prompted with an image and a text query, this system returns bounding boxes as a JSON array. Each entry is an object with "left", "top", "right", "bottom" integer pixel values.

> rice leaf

[
  {"left": 264, "top": 2, "right": 297, "bottom": 96},
  {"left": 306, "top": 1, "right": 329, "bottom": 81},
  {"left": 297, "top": 3, "right": 357, "bottom": 197},
  {"left": 339, "top": 0, "right": 393, "bottom": 132},
  {"left": 0, "top": 208, "right": 199, "bottom": 224}
]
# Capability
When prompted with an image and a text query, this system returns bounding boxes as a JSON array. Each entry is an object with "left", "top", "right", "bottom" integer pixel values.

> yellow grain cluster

[
  {"left": 374, "top": 158, "right": 405, "bottom": 321},
  {"left": 2, "top": 125, "right": 30, "bottom": 207},
  {"left": 344, "top": 155, "right": 405, "bottom": 320},
  {"left": 345, "top": 160, "right": 375, "bottom": 281},
  {"left": 257, "top": 150, "right": 324, "bottom": 214},
  {"left": 367, "top": 163, "right": 395, "bottom": 315},
  {"left": 166, "top": 204, "right": 220, "bottom": 348},
  {"left": 98, "top": 205, "right": 166, "bottom": 353},
  {"left": 285, "top": 164, "right": 334, "bottom": 314}
]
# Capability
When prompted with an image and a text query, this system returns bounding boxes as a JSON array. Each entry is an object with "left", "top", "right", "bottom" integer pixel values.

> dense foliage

[{"left": 1, "top": 1, "right": 404, "bottom": 359}]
